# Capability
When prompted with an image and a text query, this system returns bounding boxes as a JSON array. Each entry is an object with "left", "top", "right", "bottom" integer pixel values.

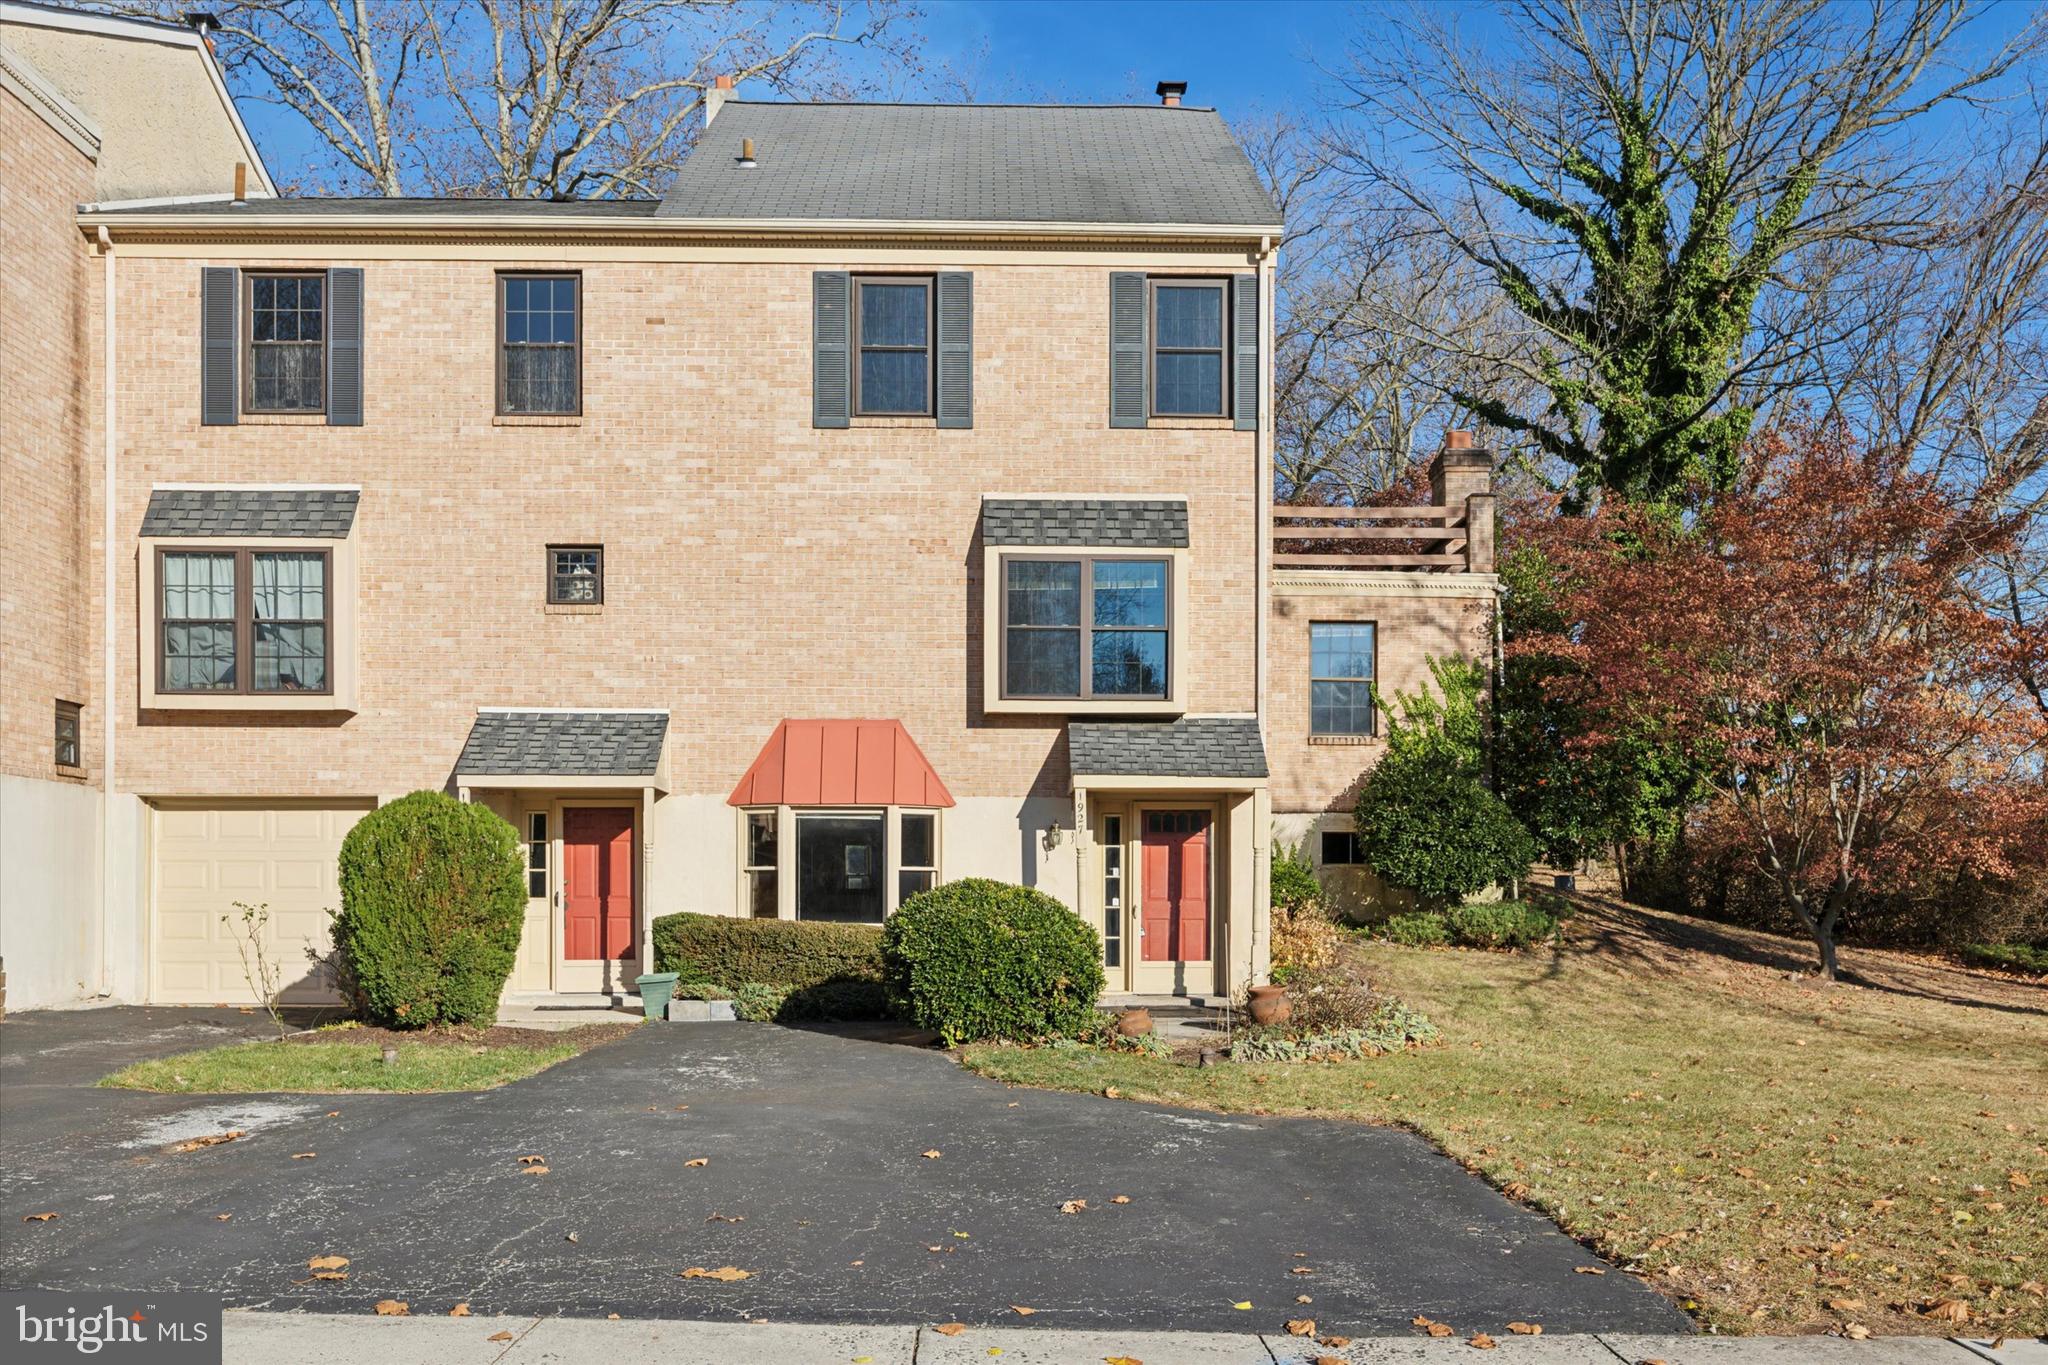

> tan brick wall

[
  {"left": 104, "top": 249, "right": 1262, "bottom": 803},
  {"left": 1267, "top": 575, "right": 1497, "bottom": 815},
  {"left": 0, "top": 86, "right": 96, "bottom": 784}
]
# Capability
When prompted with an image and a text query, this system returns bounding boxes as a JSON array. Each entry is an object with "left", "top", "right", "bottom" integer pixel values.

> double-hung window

[
  {"left": 1309, "top": 621, "right": 1376, "bottom": 736},
  {"left": 1150, "top": 278, "right": 1227, "bottom": 416},
  {"left": 499, "top": 273, "right": 580, "bottom": 414},
  {"left": 246, "top": 273, "right": 325, "bottom": 413},
  {"left": 158, "top": 548, "right": 331, "bottom": 695},
  {"left": 1002, "top": 556, "right": 1170, "bottom": 701},
  {"left": 853, "top": 275, "right": 933, "bottom": 415}
]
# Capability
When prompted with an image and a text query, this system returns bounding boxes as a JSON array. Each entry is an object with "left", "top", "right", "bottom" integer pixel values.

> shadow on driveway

[{"left": 0, "top": 1008, "right": 1688, "bottom": 1336}]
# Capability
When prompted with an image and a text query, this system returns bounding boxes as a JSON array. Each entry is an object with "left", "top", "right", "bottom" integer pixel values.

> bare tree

[
  {"left": 1322, "top": 0, "right": 2046, "bottom": 508},
  {"left": 105, "top": 1, "right": 923, "bottom": 198}
]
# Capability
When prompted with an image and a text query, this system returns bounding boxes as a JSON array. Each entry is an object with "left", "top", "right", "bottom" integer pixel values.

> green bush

[
  {"left": 730, "top": 983, "right": 789, "bottom": 1022},
  {"left": 1270, "top": 838, "right": 1323, "bottom": 914},
  {"left": 1446, "top": 901, "right": 1560, "bottom": 950},
  {"left": 1963, "top": 942, "right": 2048, "bottom": 976},
  {"left": 332, "top": 791, "right": 525, "bottom": 1028},
  {"left": 652, "top": 912, "right": 888, "bottom": 1018},
  {"left": 1379, "top": 911, "right": 1451, "bottom": 947},
  {"left": 1229, "top": 1002, "right": 1438, "bottom": 1062},
  {"left": 882, "top": 878, "right": 1105, "bottom": 1045}
]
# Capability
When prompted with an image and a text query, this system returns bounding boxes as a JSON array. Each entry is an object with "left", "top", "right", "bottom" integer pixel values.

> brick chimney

[
  {"left": 1155, "top": 81, "right": 1187, "bottom": 107},
  {"left": 705, "top": 74, "right": 735, "bottom": 129},
  {"left": 1430, "top": 430, "right": 1496, "bottom": 573}
]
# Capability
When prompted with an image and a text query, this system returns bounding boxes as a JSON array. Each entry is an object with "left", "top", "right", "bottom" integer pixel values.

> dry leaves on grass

[
  {"left": 171, "top": 1131, "right": 243, "bottom": 1153},
  {"left": 931, "top": 1323, "right": 967, "bottom": 1336},
  {"left": 373, "top": 1301, "right": 408, "bottom": 1316},
  {"left": 677, "top": 1266, "right": 752, "bottom": 1282},
  {"left": 1922, "top": 1298, "right": 1970, "bottom": 1324},
  {"left": 1412, "top": 1315, "right": 1455, "bottom": 1337},
  {"left": 1059, "top": 1199, "right": 1088, "bottom": 1215},
  {"left": 1827, "top": 1298, "right": 1863, "bottom": 1312},
  {"left": 21, "top": 1213, "right": 58, "bottom": 1223}
]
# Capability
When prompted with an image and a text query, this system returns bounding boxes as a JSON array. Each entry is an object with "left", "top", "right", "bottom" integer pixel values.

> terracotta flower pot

[
  {"left": 1114, "top": 1008, "right": 1153, "bottom": 1037},
  {"left": 1246, "top": 984, "right": 1291, "bottom": 1027}
]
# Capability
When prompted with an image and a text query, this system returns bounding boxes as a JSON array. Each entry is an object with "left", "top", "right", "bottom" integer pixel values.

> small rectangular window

[
  {"left": 499, "top": 273, "right": 580, "bottom": 415},
  {"left": 1002, "top": 556, "right": 1170, "bottom": 701},
  {"left": 744, "top": 810, "right": 778, "bottom": 919},
  {"left": 246, "top": 272, "right": 325, "bottom": 413},
  {"left": 853, "top": 276, "right": 933, "bottom": 415},
  {"left": 1310, "top": 621, "right": 1376, "bottom": 736},
  {"left": 526, "top": 812, "right": 549, "bottom": 898},
  {"left": 548, "top": 545, "right": 603, "bottom": 604},
  {"left": 54, "top": 701, "right": 81, "bottom": 769},
  {"left": 899, "top": 811, "right": 937, "bottom": 903},
  {"left": 1101, "top": 813, "right": 1123, "bottom": 968},
  {"left": 1150, "top": 278, "right": 1227, "bottom": 416},
  {"left": 1321, "top": 830, "right": 1362, "bottom": 866}
]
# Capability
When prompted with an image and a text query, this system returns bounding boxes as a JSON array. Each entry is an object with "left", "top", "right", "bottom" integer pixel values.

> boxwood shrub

[
  {"left": 651, "top": 912, "right": 891, "bottom": 1020},
  {"left": 332, "top": 790, "right": 525, "bottom": 1027},
  {"left": 1445, "top": 900, "right": 1560, "bottom": 950},
  {"left": 882, "top": 878, "right": 1104, "bottom": 1045}
]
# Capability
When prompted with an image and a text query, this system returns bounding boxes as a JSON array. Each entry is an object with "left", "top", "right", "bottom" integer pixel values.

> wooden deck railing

[{"left": 1272, "top": 503, "right": 1481, "bottom": 571}]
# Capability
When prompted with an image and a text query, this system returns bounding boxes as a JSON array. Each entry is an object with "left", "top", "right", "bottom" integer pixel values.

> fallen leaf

[
  {"left": 171, "top": 1130, "right": 243, "bottom": 1153},
  {"left": 1009, "top": 1306, "right": 1036, "bottom": 1316},
  {"left": 1507, "top": 1321, "right": 1542, "bottom": 1335},
  {"left": 325, "top": 1111, "right": 340, "bottom": 1118},
  {"left": 1110, "top": 1195, "right": 1131, "bottom": 1205},
  {"left": 954, "top": 1230, "right": 970, "bottom": 1239},
  {"left": 1232, "top": 1301, "right": 1252, "bottom": 1311},
  {"left": 1412, "top": 1316, "right": 1455, "bottom": 1338},
  {"left": 1291, "top": 1265, "right": 1315, "bottom": 1275},
  {"left": 1502, "top": 1181, "right": 1530, "bottom": 1199},
  {"left": 1313, "top": 1358, "right": 1345, "bottom": 1365},
  {"left": 987, "top": 1351, "right": 1002, "bottom": 1359},
  {"left": 448, "top": 1304, "right": 470, "bottom": 1317},
  {"left": 487, "top": 1331, "right": 514, "bottom": 1343},
  {"left": 1104, "top": 1358, "right": 1143, "bottom": 1365},
  {"left": 1572, "top": 1265, "right": 1607, "bottom": 1275},
  {"left": 921, "top": 1150, "right": 943, "bottom": 1159},
  {"left": 705, "top": 1212, "right": 745, "bottom": 1223},
  {"left": 931, "top": 1323, "right": 967, "bottom": 1336},
  {"left": 1284, "top": 1318, "right": 1315, "bottom": 1336},
  {"left": 1059, "top": 1199, "right": 1088, "bottom": 1215},
  {"left": 565, "top": 1232, "right": 580, "bottom": 1243},
  {"left": 214, "top": 1213, "right": 232, "bottom": 1222},
  {"left": 307, "top": 1256, "right": 350, "bottom": 1272},
  {"left": 684, "top": 1158, "right": 708, "bottom": 1168},
  {"left": 1921, "top": 1298, "right": 1969, "bottom": 1324},
  {"left": 373, "top": 1301, "right": 408, "bottom": 1316},
  {"left": 519, "top": 1154, "right": 546, "bottom": 1164},
  {"left": 1318, "top": 1337, "right": 1351, "bottom": 1348},
  {"left": 1827, "top": 1298, "right": 1863, "bottom": 1312},
  {"left": 1843, "top": 1325, "right": 1870, "bottom": 1340},
  {"left": 1469, "top": 1334, "right": 1497, "bottom": 1350},
  {"left": 290, "top": 1152, "right": 316, "bottom": 1160},
  {"left": 22, "top": 1213, "right": 58, "bottom": 1223},
  {"left": 1103, "top": 1087, "right": 1121, "bottom": 1099},
  {"left": 520, "top": 1165, "right": 549, "bottom": 1176},
  {"left": 678, "top": 1266, "right": 752, "bottom": 1282}
]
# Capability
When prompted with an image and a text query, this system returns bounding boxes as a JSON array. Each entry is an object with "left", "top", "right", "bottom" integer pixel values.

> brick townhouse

[{"left": 0, "top": 3, "right": 1498, "bottom": 1013}]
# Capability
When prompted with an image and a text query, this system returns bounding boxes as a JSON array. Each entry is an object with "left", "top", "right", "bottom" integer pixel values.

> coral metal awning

[{"left": 728, "top": 719, "right": 955, "bottom": 808}]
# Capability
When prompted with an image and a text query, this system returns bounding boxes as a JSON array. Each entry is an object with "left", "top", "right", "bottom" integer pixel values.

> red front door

[
  {"left": 1140, "top": 810, "right": 1210, "bottom": 962},
  {"left": 563, "top": 807, "right": 634, "bottom": 961}
]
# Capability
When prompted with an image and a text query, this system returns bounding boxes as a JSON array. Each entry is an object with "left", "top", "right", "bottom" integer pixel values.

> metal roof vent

[
  {"left": 736, "top": 137, "right": 757, "bottom": 169},
  {"left": 1156, "top": 80, "right": 1187, "bottom": 107}
]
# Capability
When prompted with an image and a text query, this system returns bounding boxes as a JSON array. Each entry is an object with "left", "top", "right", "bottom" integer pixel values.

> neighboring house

[{"left": 0, "top": 33, "right": 1498, "bottom": 1011}]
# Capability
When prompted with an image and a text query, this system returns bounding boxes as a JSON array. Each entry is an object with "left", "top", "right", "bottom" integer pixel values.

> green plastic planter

[{"left": 636, "top": 971, "right": 681, "bottom": 1020}]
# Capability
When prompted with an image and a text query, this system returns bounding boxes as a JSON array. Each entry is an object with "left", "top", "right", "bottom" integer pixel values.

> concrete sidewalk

[{"left": 221, "top": 1312, "right": 2046, "bottom": 1365}]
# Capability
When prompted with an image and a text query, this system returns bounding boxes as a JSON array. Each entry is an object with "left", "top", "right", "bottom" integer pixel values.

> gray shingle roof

[
  {"left": 661, "top": 103, "right": 1282, "bottom": 227},
  {"left": 1068, "top": 717, "right": 1269, "bottom": 780},
  {"left": 456, "top": 711, "right": 669, "bottom": 778},
  {"left": 140, "top": 488, "right": 359, "bottom": 538},
  {"left": 86, "top": 197, "right": 660, "bottom": 218},
  {"left": 982, "top": 499, "right": 1188, "bottom": 548}
]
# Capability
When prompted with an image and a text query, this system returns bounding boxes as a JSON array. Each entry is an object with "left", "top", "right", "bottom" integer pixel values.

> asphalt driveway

[{"left": 0, "top": 1008, "right": 1688, "bottom": 1336}]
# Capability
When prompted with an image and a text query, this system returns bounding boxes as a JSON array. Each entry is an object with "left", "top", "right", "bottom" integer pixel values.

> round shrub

[
  {"left": 882, "top": 878, "right": 1105, "bottom": 1045},
  {"left": 1445, "top": 900, "right": 1559, "bottom": 950},
  {"left": 1353, "top": 748, "right": 1538, "bottom": 908},
  {"left": 1379, "top": 910, "right": 1451, "bottom": 947},
  {"left": 332, "top": 791, "right": 525, "bottom": 1028}
]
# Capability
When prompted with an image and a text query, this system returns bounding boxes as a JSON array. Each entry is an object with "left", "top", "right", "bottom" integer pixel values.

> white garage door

[{"left": 151, "top": 801, "right": 373, "bottom": 1005}]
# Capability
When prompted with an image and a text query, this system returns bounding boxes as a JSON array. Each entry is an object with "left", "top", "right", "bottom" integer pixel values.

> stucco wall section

[
  {"left": 1266, "top": 572, "right": 1497, "bottom": 815},
  {"left": 103, "top": 252, "right": 1262, "bottom": 812},
  {"left": 0, "top": 83, "right": 95, "bottom": 785},
  {"left": 0, "top": 774, "right": 102, "bottom": 1008}
]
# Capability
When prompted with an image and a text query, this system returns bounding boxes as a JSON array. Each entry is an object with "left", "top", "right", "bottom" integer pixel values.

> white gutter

[
  {"left": 97, "top": 223, "right": 116, "bottom": 999},
  {"left": 80, "top": 192, "right": 250, "bottom": 213}
]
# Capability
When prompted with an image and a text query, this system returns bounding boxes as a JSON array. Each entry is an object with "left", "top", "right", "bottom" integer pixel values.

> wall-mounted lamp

[{"left": 1041, "top": 821, "right": 1066, "bottom": 852}]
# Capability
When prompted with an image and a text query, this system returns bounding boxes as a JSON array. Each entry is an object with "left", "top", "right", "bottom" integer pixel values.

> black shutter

[
  {"left": 1233, "top": 273, "right": 1259, "bottom": 431},
  {"left": 326, "top": 267, "right": 363, "bottom": 426},
  {"left": 813, "top": 271, "right": 850, "bottom": 428},
  {"left": 201, "top": 266, "right": 239, "bottom": 426},
  {"left": 935, "top": 271, "right": 973, "bottom": 429},
  {"left": 1109, "top": 272, "right": 1146, "bottom": 428}
]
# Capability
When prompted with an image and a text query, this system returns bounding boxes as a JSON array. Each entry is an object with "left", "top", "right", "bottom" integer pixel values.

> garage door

[{"left": 151, "top": 801, "right": 373, "bottom": 1005}]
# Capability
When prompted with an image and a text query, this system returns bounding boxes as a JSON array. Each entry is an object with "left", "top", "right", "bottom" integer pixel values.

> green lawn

[
  {"left": 964, "top": 899, "right": 2048, "bottom": 1338},
  {"left": 101, "top": 1039, "right": 586, "bottom": 1094}
]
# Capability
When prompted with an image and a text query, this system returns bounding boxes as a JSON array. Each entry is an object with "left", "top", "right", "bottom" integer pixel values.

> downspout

[
  {"left": 96, "top": 224, "right": 116, "bottom": 998},
  {"left": 1250, "top": 233, "right": 1277, "bottom": 996}
]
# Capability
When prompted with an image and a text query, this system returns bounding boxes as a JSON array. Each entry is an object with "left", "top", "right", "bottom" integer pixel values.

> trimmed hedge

[
  {"left": 332, "top": 791, "right": 525, "bottom": 1027},
  {"left": 652, "top": 912, "right": 891, "bottom": 1020},
  {"left": 882, "top": 878, "right": 1104, "bottom": 1045}
]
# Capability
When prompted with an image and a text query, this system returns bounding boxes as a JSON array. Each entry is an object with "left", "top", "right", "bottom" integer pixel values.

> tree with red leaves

[{"left": 1522, "top": 424, "right": 2048, "bottom": 979}]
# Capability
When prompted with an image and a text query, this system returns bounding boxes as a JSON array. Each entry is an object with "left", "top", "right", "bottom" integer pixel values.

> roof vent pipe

[
  {"left": 1156, "top": 80, "right": 1187, "bottom": 107},
  {"left": 231, "top": 161, "right": 247, "bottom": 205},
  {"left": 705, "top": 73, "right": 735, "bottom": 129},
  {"left": 736, "top": 137, "right": 757, "bottom": 169}
]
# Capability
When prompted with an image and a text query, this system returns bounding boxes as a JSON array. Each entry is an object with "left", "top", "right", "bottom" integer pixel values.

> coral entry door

[
  {"left": 1134, "top": 807, "right": 1213, "bottom": 994},
  {"left": 561, "top": 806, "right": 635, "bottom": 992}
]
